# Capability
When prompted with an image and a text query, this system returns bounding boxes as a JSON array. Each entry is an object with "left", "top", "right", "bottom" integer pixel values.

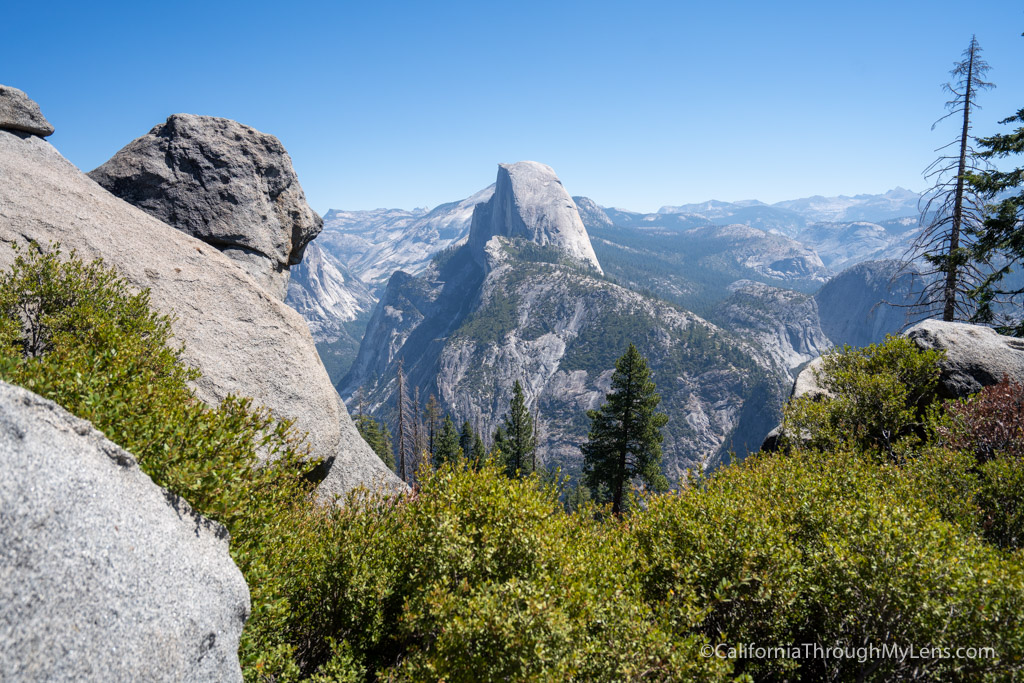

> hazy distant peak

[{"left": 656, "top": 188, "right": 921, "bottom": 225}]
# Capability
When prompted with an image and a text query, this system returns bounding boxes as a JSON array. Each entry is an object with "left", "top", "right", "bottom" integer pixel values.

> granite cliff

[{"left": 341, "top": 162, "right": 778, "bottom": 478}]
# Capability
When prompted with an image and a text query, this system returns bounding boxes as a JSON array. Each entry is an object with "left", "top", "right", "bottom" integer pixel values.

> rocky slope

[
  {"left": 295, "top": 187, "right": 493, "bottom": 379},
  {"left": 791, "top": 217, "right": 919, "bottom": 273},
  {"left": 576, "top": 200, "right": 829, "bottom": 316},
  {"left": 814, "top": 260, "right": 922, "bottom": 348},
  {"left": 286, "top": 241, "right": 376, "bottom": 383},
  {"left": 0, "top": 381, "right": 248, "bottom": 682},
  {"left": 89, "top": 114, "right": 322, "bottom": 300},
  {"left": 0, "top": 90, "right": 401, "bottom": 499},
  {"left": 342, "top": 163, "right": 779, "bottom": 478},
  {"left": 712, "top": 281, "right": 831, "bottom": 382},
  {"left": 318, "top": 185, "right": 494, "bottom": 288}
]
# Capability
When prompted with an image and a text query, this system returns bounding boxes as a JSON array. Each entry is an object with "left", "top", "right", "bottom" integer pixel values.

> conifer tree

[
  {"left": 565, "top": 478, "right": 592, "bottom": 513},
  {"left": 499, "top": 380, "right": 536, "bottom": 477},
  {"left": 491, "top": 424, "right": 509, "bottom": 466},
  {"left": 459, "top": 420, "right": 475, "bottom": 466},
  {"left": 395, "top": 360, "right": 410, "bottom": 481},
  {"left": 354, "top": 414, "right": 395, "bottom": 471},
  {"left": 425, "top": 393, "right": 440, "bottom": 460},
  {"left": 472, "top": 431, "right": 486, "bottom": 469},
  {"left": 968, "top": 53, "right": 1024, "bottom": 335},
  {"left": 903, "top": 36, "right": 994, "bottom": 323},
  {"left": 434, "top": 414, "right": 462, "bottom": 467},
  {"left": 413, "top": 386, "right": 425, "bottom": 464},
  {"left": 581, "top": 343, "right": 669, "bottom": 514}
]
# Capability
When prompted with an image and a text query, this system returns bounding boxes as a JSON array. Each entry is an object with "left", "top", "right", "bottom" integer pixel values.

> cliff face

[
  {"left": 318, "top": 185, "right": 494, "bottom": 288},
  {"left": 814, "top": 260, "right": 921, "bottom": 348},
  {"left": 468, "top": 162, "right": 602, "bottom": 273},
  {"left": 342, "top": 163, "right": 776, "bottom": 477},
  {"left": 286, "top": 241, "right": 377, "bottom": 383},
  {"left": 713, "top": 281, "right": 831, "bottom": 381}
]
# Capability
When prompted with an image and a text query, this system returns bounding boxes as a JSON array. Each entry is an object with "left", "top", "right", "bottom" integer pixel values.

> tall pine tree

[
  {"left": 395, "top": 360, "right": 410, "bottom": 481},
  {"left": 498, "top": 380, "right": 536, "bottom": 477},
  {"left": 354, "top": 414, "right": 395, "bottom": 471},
  {"left": 434, "top": 414, "right": 462, "bottom": 467},
  {"left": 581, "top": 343, "right": 669, "bottom": 515},
  {"left": 968, "top": 46, "right": 1024, "bottom": 336},
  {"left": 903, "top": 36, "right": 994, "bottom": 323},
  {"left": 472, "top": 431, "right": 486, "bottom": 470},
  {"left": 424, "top": 393, "right": 440, "bottom": 460}
]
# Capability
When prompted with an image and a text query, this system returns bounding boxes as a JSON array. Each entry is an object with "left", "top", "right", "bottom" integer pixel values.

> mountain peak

[{"left": 469, "top": 161, "right": 602, "bottom": 273}]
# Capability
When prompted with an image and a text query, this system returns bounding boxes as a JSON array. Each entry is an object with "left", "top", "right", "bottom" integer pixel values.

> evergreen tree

[
  {"left": 425, "top": 393, "right": 440, "bottom": 460},
  {"left": 434, "top": 414, "right": 462, "bottom": 467},
  {"left": 355, "top": 414, "right": 395, "bottom": 471},
  {"left": 413, "top": 386, "right": 425, "bottom": 464},
  {"left": 902, "top": 36, "right": 994, "bottom": 323},
  {"left": 968, "top": 67, "right": 1024, "bottom": 335},
  {"left": 491, "top": 424, "right": 509, "bottom": 468},
  {"left": 581, "top": 343, "right": 669, "bottom": 515},
  {"left": 500, "top": 380, "right": 537, "bottom": 477},
  {"left": 395, "top": 360, "right": 410, "bottom": 481},
  {"left": 565, "top": 478, "right": 592, "bottom": 513},
  {"left": 472, "top": 431, "right": 486, "bottom": 469},
  {"left": 459, "top": 420, "right": 474, "bottom": 460}
]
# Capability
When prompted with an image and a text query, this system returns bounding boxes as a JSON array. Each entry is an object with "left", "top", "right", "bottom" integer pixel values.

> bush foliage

[
  {"left": 2, "top": 246, "right": 1023, "bottom": 681},
  {"left": 781, "top": 337, "right": 945, "bottom": 459},
  {"left": 0, "top": 245, "right": 318, "bottom": 676}
]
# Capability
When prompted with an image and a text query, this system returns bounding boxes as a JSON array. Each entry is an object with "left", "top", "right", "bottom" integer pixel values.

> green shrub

[
  {"left": 5, "top": 245, "right": 1022, "bottom": 682},
  {"left": 276, "top": 461, "right": 733, "bottom": 682},
  {"left": 633, "top": 448, "right": 1024, "bottom": 682},
  {"left": 781, "top": 337, "right": 944, "bottom": 459},
  {"left": 934, "top": 379, "right": 1024, "bottom": 549},
  {"left": 0, "top": 244, "right": 319, "bottom": 677}
]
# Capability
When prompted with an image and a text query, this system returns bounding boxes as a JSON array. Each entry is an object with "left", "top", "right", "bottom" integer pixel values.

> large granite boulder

[
  {"left": 468, "top": 161, "right": 602, "bottom": 273},
  {"left": 0, "top": 84, "right": 54, "bottom": 138},
  {"left": 759, "top": 357, "right": 831, "bottom": 452},
  {"left": 0, "top": 95, "right": 402, "bottom": 500},
  {"left": 790, "top": 356, "right": 832, "bottom": 400},
  {"left": 0, "top": 381, "right": 248, "bottom": 682},
  {"left": 89, "top": 114, "right": 322, "bottom": 300},
  {"left": 904, "top": 320, "right": 1024, "bottom": 399}
]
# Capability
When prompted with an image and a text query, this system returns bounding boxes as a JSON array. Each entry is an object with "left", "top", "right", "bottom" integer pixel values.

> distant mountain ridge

[
  {"left": 317, "top": 186, "right": 494, "bottom": 288},
  {"left": 658, "top": 187, "right": 922, "bottom": 224}
]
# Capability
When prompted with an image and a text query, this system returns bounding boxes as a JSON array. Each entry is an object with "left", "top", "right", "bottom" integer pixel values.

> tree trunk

[
  {"left": 945, "top": 42, "right": 976, "bottom": 321},
  {"left": 396, "top": 362, "right": 407, "bottom": 481},
  {"left": 612, "top": 359, "right": 635, "bottom": 516}
]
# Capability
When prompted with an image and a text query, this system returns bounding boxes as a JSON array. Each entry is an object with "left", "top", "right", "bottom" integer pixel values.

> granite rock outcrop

[
  {"left": 0, "top": 381, "right": 248, "bottom": 682},
  {"left": 0, "top": 84, "right": 54, "bottom": 138},
  {"left": 0, "top": 91, "right": 401, "bottom": 500},
  {"left": 89, "top": 113, "right": 322, "bottom": 299}
]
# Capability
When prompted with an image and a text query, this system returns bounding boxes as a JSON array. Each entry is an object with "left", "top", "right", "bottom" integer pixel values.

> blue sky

[{"left": 4, "top": 1, "right": 1023, "bottom": 213}]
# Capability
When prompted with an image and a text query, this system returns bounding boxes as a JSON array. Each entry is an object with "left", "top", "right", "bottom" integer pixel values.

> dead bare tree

[
  {"left": 901, "top": 36, "right": 994, "bottom": 323},
  {"left": 412, "top": 386, "right": 425, "bottom": 477},
  {"left": 395, "top": 360, "right": 410, "bottom": 482}
]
